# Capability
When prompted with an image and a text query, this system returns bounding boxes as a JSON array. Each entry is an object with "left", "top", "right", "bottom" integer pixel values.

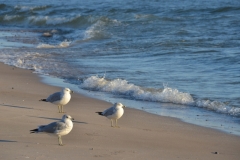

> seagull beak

[
  {"left": 123, "top": 105, "right": 126, "bottom": 108},
  {"left": 71, "top": 91, "right": 74, "bottom": 94},
  {"left": 71, "top": 117, "right": 74, "bottom": 121}
]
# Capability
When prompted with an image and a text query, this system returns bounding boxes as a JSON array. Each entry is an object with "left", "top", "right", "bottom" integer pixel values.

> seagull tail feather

[
  {"left": 30, "top": 128, "right": 39, "bottom": 133},
  {"left": 39, "top": 99, "right": 47, "bottom": 102},
  {"left": 96, "top": 112, "right": 103, "bottom": 116}
]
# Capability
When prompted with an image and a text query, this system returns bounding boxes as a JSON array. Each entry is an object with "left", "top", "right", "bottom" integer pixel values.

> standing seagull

[
  {"left": 30, "top": 114, "right": 74, "bottom": 146},
  {"left": 96, "top": 103, "right": 126, "bottom": 128},
  {"left": 40, "top": 88, "right": 73, "bottom": 113}
]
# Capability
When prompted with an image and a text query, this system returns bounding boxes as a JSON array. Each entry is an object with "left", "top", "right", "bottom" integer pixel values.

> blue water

[{"left": 0, "top": 0, "right": 240, "bottom": 135}]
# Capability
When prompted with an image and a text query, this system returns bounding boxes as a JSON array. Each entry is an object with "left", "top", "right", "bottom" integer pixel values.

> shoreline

[
  {"left": 40, "top": 73, "right": 240, "bottom": 137},
  {"left": 0, "top": 62, "right": 240, "bottom": 160}
]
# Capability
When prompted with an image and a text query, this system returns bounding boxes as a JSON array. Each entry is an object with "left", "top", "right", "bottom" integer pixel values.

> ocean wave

[
  {"left": 0, "top": 51, "right": 43, "bottom": 71},
  {"left": 3, "top": 15, "right": 21, "bottom": 21},
  {"left": 28, "top": 15, "right": 83, "bottom": 26},
  {"left": 83, "top": 17, "right": 121, "bottom": 40},
  {"left": 0, "top": 3, "right": 7, "bottom": 9},
  {"left": 36, "top": 41, "right": 71, "bottom": 48},
  {"left": 81, "top": 75, "right": 240, "bottom": 116},
  {"left": 81, "top": 75, "right": 194, "bottom": 105},
  {"left": 1, "top": 13, "right": 86, "bottom": 28},
  {"left": 1, "top": 4, "right": 121, "bottom": 29},
  {"left": 210, "top": 6, "right": 240, "bottom": 13},
  {"left": 196, "top": 99, "right": 240, "bottom": 116},
  {"left": 134, "top": 14, "right": 159, "bottom": 20},
  {"left": 14, "top": 5, "right": 51, "bottom": 12},
  {"left": 83, "top": 20, "right": 112, "bottom": 40}
]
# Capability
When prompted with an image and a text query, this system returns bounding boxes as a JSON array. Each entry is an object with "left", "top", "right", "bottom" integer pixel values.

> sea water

[{"left": 0, "top": 0, "right": 239, "bottom": 135}]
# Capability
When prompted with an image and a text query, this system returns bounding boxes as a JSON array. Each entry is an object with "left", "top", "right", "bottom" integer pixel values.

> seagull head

[
  {"left": 62, "top": 114, "right": 74, "bottom": 121},
  {"left": 115, "top": 102, "right": 126, "bottom": 108},
  {"left": 62, "top": 88, "right": 74, "bottom": 94}
]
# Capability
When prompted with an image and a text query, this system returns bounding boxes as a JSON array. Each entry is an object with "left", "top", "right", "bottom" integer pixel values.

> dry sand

[{"left": 0, "top": 62, "right": 240, "bottom": 160}]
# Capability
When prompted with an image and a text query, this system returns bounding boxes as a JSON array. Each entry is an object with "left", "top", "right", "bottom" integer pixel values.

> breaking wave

[
  {"left": 83, "top": 18, "right": 120, "bottom": 40},
  {"left": 36, "top": 40, "right": 71, "bottom": 48},
  {"left": 81, "top": 75, "right": 194, "bottom": 105},
  {"left": 196, "top": 99, "right": 240, "bottom": 116},
  {"left": 81, "top": 75, "right": 240, "bottom": 117}
]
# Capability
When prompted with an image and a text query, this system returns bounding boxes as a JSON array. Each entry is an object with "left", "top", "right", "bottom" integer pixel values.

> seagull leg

[
  {"left": 58, "top": 105, "right": 61, "bottom": 113},
  {"left": 61, "top": 106, "right": 64, "bottom": 113},
  {"left": 115, "top": 119, "right": 120, "bottom": 128},
  {"left": 58, "top": 136, "right": 63, "bottom": 146},
  {"left": 111, "top": 119, "right": 114, "bottom": 127}
]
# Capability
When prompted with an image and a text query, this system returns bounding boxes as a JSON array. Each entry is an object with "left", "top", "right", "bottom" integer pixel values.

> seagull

[
  {"left": 30, "top": 114, "right": 74, "bottom": 146},
  {"left": 39, "top": 88, "right": 73, "bottom": 113},
  {"left": 96, "top": 103, "right": 126, "bottom": 128}
]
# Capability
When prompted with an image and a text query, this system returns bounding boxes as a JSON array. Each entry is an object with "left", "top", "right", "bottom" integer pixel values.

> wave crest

[
  {"left": 81, "top": 75, "right": 240, "bottom": 117},
  {"left": 81, "top": 75, "right": 194, "bottom": 105},
  {"left": 36, "top": 41, "right": 71, "bottom": 48},
  {"left": 196, "top": 100, "right": 240, "bottom": 116},
  {"left": 83, "top": 20, "right": 112, "bottom": 40},
  {"left": 14, "top": 5, "right": 50, "bottom": 11}
]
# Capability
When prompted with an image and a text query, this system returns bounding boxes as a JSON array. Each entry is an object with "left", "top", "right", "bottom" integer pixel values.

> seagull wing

[
  {"left": 46, "top": 92, "right": 62, "bottom": 102},
  {"left": 39, "top": 121, "right": 66, "bottom": 133},
  {"left": 102, "top": 107, "right": 116, "bottom": 116}
]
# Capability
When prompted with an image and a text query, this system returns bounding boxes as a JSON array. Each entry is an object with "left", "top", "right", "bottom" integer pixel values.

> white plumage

[
  {"left": 30, "top": 114, "right": 74, "bottom": 146},
  {"left": 96, "top": 103, "right": 126, "bottom": 127},
  {"left": 40, "top": 88, "right": 73, "bottom": 113}
]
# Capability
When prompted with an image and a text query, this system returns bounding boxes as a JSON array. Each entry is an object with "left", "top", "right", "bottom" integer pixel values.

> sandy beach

[{"left": 0, "top": 62, "right": 240, "bottom": 160}]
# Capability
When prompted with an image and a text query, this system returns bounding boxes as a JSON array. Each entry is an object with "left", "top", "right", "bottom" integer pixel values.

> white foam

[
  {"left": 84, "top": 20, "right": 111, "bottom": 40},
  {"left": 37, "top": 41, "right": 71, "bottom": 48},
  {"left": 81, "top": 76, "right": 240, "bottom": 116},
  {"left": 196, "top": 99, "right": 240, "bottom": 116},
  {"left": 83, "top": 18, "right": 121, "bottom": 40},
  {"left": 0, "top": 51, "right": 43, "bottom": 72},
  {"left": 81, "top": 75, "right": 194, "bottom": 105},
  {"left": 134, "top": 14, "right": 158, "bottom": 20},
  {"left": 15, "top": 5, "right": 34, "bottom": 11},
  {"left": 14, "top": 5, "right": 49, "bottom": 11},
  {"left": 28, "top": 14, "right": 82, "bottom": 25},
  {"left": 4, "top": 15, "right": 20, "bottom": 21}
]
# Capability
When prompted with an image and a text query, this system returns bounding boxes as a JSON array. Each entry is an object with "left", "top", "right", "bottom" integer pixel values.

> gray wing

[
  {"left": 46, "top": 92, "right": 62, "bottom": 102},
  {"left": 102, "top": 107, "right": 116, "bottom": 116},
  {"left": 39, "top": 121, "right": 66, "bottom": 133}
]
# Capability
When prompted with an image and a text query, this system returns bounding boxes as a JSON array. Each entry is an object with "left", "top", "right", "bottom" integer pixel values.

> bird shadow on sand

[
  {"left": 1, "top": 104, "right": 33, "bottom": 110},
  {"left": 0, "top": 140, "right": 17, "bottom": 143},
  {"left": 28, "top": 116, "right": 88, "bottom": 124}
]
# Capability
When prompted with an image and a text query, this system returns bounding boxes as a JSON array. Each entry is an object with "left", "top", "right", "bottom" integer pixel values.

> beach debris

[
  {"left": 96, "top": 102, "right": 126, "bottom": 128},
  {"left": 30, "top": 114, "right": 74, "bottom": 146},
  {"left": 39, "top": 88, "right": 73, "bottom": 113}
]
